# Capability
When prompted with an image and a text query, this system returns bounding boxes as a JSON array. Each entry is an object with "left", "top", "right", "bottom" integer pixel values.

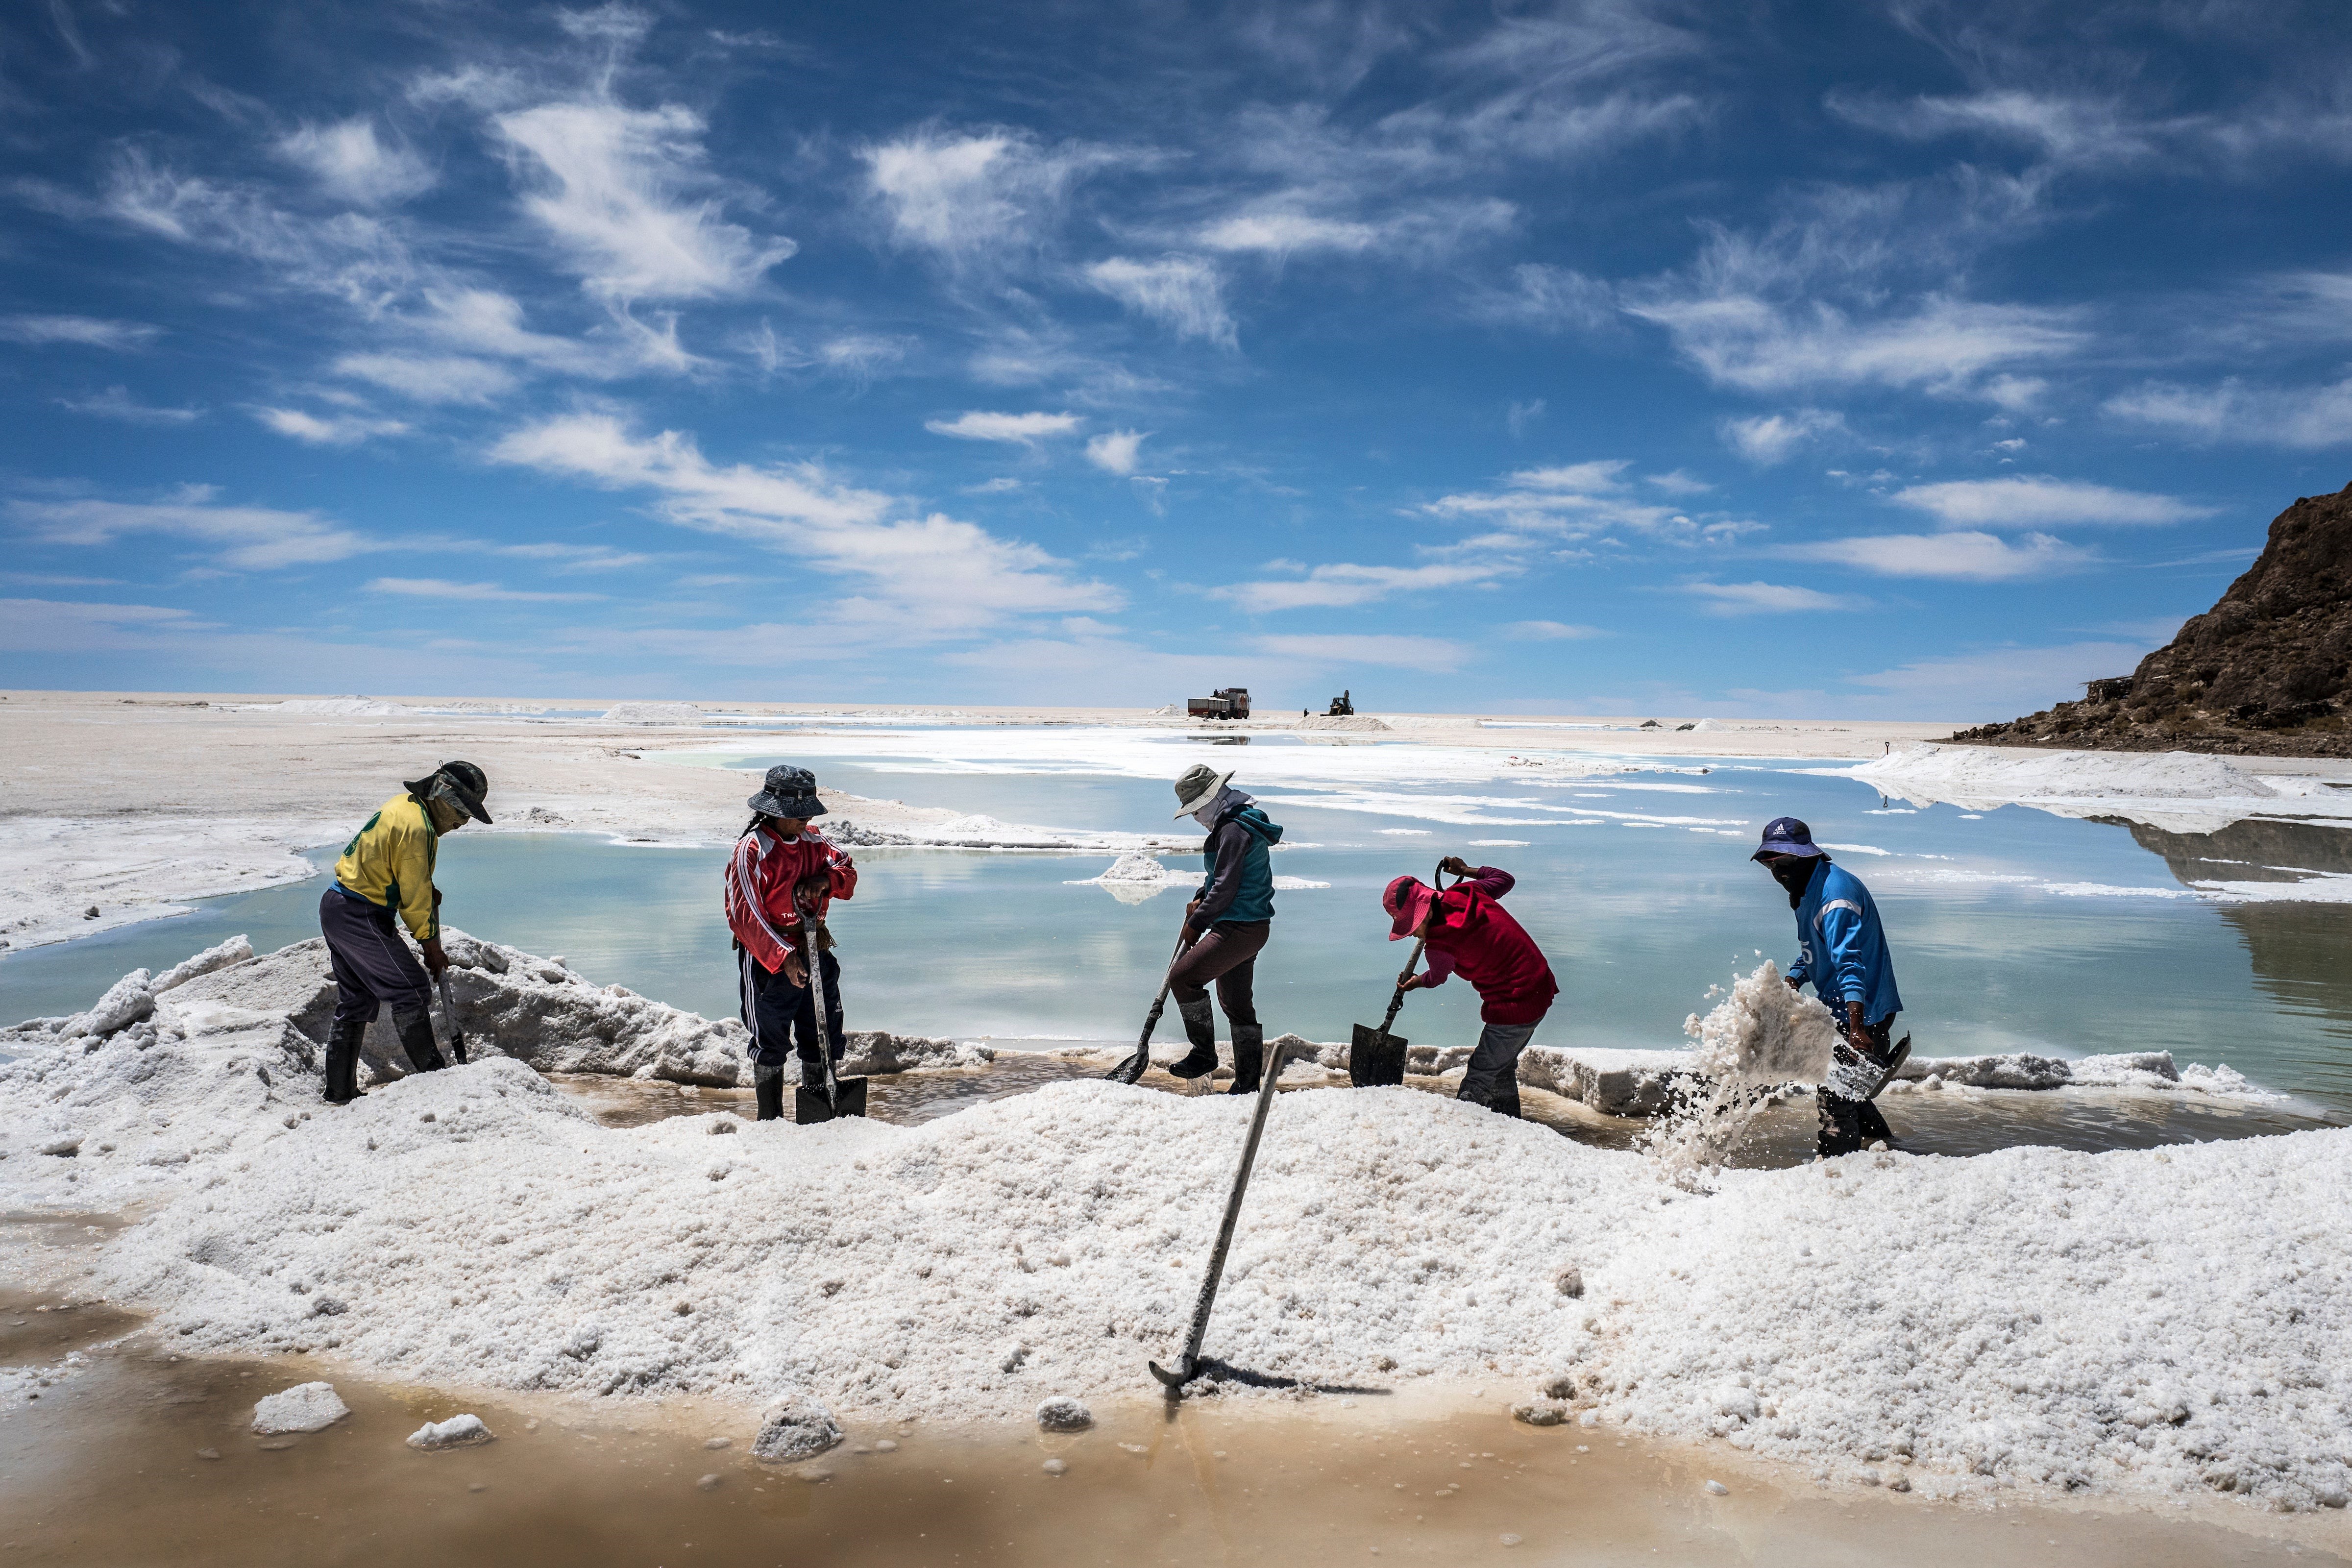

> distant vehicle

[
  {"left": 1326, "top": 689, "right": 1354, "bottom": 716},
  {"left": 1187, "top": 687, "right": 1251, "bottom": 719}
]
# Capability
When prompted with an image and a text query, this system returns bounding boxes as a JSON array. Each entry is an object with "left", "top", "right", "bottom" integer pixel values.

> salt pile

[
  {"left": 4, "top": 937, "right": 2350, "bottom": 1513},
  {"left": 407, "top": 1413, "right": 493, "bottom": 1450},
  {"left": 252, "top": 1382, "right": 348, "bottom": 1434}
]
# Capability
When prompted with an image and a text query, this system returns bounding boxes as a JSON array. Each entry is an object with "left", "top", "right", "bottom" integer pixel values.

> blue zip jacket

[
  {"left": 1788, "top": 859, "right": 1903, "bottom": 1024},
  {"left": 1197, "top": 805, "right": 1282, "bottom": 926}
]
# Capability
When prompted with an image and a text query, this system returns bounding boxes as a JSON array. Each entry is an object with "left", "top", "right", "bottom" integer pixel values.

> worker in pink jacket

[{"left": 1385, "top": 856, "right": 1558, "bottom": 1118}]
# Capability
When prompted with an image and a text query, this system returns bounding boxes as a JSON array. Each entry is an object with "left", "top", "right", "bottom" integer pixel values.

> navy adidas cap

[{"left": 1751, "top": 816, "right": 1826, "bottom": 861}]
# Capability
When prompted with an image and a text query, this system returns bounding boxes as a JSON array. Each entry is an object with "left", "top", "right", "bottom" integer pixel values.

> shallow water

[
  {"left": 7, "top": 731, "right": 2351, "bottom": 1114},
  {"left": 3, "top": 1272, "right": 2339, "bottom": 1568}
]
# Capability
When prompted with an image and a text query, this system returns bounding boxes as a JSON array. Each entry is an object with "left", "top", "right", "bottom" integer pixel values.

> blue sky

[{"left": 3, "top": 0, "right": 2348, "bottom": 716}]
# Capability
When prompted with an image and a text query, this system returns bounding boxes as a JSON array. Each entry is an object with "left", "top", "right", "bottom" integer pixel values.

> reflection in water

[{"left": 2122, "top": 819, "right": 2352, "bottom": 1104}]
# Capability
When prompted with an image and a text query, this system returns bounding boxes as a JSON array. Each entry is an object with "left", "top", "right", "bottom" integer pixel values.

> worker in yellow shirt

[{"left": 318, "top": 761, "right": 491, "bottom": 1103}]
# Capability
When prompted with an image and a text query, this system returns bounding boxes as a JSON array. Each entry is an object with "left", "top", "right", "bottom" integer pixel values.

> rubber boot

[
  {"left": 1815, "top": 1094, "right": 1867, "bottom": 1157},
  {"left": 1487, "top": 1083, "right": 1522, "bottom": 1119},
  {"left": 322, "top": 1018, "right": 364, "bottom": 1105},
  {"left": 1225, "top": 1024, "right": 1264, "bottom": 1095},
  {"left": 1166, "top": 999, "right": 1220, "bottom": 1079},
  {"left": 393, "top": 1008, "right": 446, "bottom": 1074},
  {"left": 754, "top": 1064, "right": 786, "bottom": 1123}
]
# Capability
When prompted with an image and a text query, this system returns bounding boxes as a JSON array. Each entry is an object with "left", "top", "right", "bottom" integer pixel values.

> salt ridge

[{"left": 1, "top": 938, "right": 2346, "bottom": 1513}]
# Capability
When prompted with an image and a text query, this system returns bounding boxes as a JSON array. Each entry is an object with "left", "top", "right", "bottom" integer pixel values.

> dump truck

[{"left": 1187, "top": 687, "right": 1251, "bottom": 719}]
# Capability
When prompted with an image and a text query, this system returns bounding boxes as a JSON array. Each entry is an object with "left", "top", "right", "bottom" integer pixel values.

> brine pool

[{"left": 7, "top": 729, "right": 2352, "bottom": 1122}]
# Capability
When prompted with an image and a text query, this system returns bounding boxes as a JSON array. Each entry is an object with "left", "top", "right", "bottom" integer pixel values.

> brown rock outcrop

[{"left": 1953, "top": 480, "right": 2352, "bottom": 757}]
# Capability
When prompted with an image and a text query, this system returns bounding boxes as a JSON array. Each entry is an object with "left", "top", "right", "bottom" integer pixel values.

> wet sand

[{"left": 3, "top": 1273, "right": 2341, "bottom": 1568}]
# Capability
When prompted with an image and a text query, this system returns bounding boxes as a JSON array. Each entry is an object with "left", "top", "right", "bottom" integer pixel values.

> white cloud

[
  {"left": 7, "top": 490, "right": 374, "bottom": 569},
  {"left": 1890, "top": 477, "right": 2216, "bottom": 529},
  {"left": 1420, "top": 459, "right": 1694, "bottom": 540},
  {"left": 55, "top": 386, "right": 201, "bottom": 424},
  {"left": 0, "top": 314, "right": 163, "bottom": 350},
  {"left": 1508, "top": 460, "right": 1629, "bottom": 493},
  {"left": 365, "top": 577, "right": 603, "bottom": 603},
  {"left": 334, "top": 353, "right": 519, "bottom": 404},
  {"left": 488, "top": 412, "right": 1116, "bottom": 632},
  {"left": 1685, "top": 581, "right": 1859, "bottom": 615},
  {"left": 1633, "top": 293, "right": 2084, "bottom": 397},
  {"left": 2105, "top": 377, "right": 2352, "bottom": 450},
  {"left": 1220, "top": 560, "right": 1509, "bottom": 613},
  {"left": 1720, "top": 408, "right": 1844, "bottom": 464},
  {"left": 1470, "top": 264, "right": 1617, "bottom": 332},
  {"left": 1827, "top": 89, "right": 2156, "bottom": 168},
  {"left": 1198, "top": 212, "right": 1379, "bottom": 254},
  {"left": 862, "top": 130, "right": 1106, "bottom": 260},
  {"left": 494, "top": 101, "right": 794, "bottom": 300},
  {"left": 1084, "top": 429, "right": 1148, "bottom": 474},
  {"left": 925, "top": 411, "right": 1083, "bottom": 444},
  {"left": 277, "top": 118, "right": 436, "bottom": 206},
  {"left": 1506, "top": 399, "right": 1545, "bottom": 437},
  {"left": 1783, "top": 531, "right": 2097, "bottom": 581},
  {"left": 1085, "top": 257, "right": 1236, "bottom": 347},
  {"left": 1503, "top": 619, "right": 1606, "bottom": 639},
  {"left": 0, "top": 597, "right": 205, "bottom": 653},
  {"left": 252, "top": 407, "right": 411, "bottom": 445},
  {"left": 1252, "top": 633, "right": 1471, "bottom": 672}
]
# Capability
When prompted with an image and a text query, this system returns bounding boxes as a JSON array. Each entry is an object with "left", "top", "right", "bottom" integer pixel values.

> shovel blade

[
  {"left": 795, "top": 1077, "right": 870, "bottom": 1124},
  {"left": 1349, "top": 1025, "right": 1406, "bottom": 1088}
]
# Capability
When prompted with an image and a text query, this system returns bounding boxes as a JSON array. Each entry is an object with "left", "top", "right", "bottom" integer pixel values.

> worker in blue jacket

[
  {"left": 1164, "top": 763, "right": 1284, "bottom": 1094},
  {"left": 1751, "top": 816, "right": 1907, "bottom": 1155}
]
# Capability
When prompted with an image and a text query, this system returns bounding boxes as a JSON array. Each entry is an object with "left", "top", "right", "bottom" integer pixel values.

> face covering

[
  {"left": 1769, "top": 855, "right": 1816, "bottom": 907},
  {"left": 1192, "top": 785, "right": 1252, "bottom": 830}
]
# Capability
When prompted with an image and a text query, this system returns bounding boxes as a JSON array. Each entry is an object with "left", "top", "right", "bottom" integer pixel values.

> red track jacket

[{"left": 724, "top": 824, "right": 858, "bottom": 973}]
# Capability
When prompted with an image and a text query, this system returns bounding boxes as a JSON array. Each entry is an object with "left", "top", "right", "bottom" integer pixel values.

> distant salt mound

[
  {"left": 603, "top": 702, "right": 705, "bottom": 724},
  {"left": 1858, "top": 743, "right": 2273, "bottom": 806},
  {"left": 233, "top": 696, "right": 415, "bottom": 716},
  {"left": 1295, "top": 714, "right": 1393, "bottom": 732},
  {"left": 1689, "top": 718, "right": 1726, "bottom": 733}
]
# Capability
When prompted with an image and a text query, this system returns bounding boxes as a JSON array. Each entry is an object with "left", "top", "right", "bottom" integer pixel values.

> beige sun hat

[{"left": 1172, "top": 763, "right": 1235, "bottom": 819}]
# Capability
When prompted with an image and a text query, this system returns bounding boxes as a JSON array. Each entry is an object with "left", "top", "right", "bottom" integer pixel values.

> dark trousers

[
  {"left": 319, "top": 887, "right": 430, "bottom": 1030},
  {"left": 1457, "top": 1019, "right": 1540, "bottom": 1108},
  {"left": 1168, "top": 920, "right": 1267, "bottom": 1027},
  {"left": 1818, "top": 1013, "right": 1897, "bottom": 1155},
  {"left": 738, "top": 947, "right": 844, "bottom": 1070}
]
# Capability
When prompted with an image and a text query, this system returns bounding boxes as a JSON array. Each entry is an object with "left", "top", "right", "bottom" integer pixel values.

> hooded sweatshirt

[{"left": 1195, "top": 795, "right": 1284, "bottom": 927}]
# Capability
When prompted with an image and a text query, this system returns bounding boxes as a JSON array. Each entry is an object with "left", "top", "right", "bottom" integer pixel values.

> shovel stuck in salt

[{"left": 792, "top": 903, "right": 868, "bottom": 1125}]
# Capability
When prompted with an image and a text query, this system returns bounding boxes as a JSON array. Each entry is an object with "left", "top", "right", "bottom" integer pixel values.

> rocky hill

[{"left": 1953, "top": 480, "right": 2352, "bottom": 758}]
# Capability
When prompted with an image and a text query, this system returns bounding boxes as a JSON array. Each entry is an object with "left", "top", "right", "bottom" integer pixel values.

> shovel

[
  {"left": 1103, "top": 932, "right": 1191, "bottom": 1085},
  {"left": 1350, "top": 862, "right": 1457, "bottom": 1088},
  {"left": 793, "top": 903, "right": 868, "bottom": 1125},
  {"left": 435, "top": 972, "right": 469, "bottom": 1065}
]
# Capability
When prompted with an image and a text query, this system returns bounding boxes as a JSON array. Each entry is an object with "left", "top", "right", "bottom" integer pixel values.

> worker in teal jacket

[
  {"left": 1163, "top": 763, "right": 1284, "bottom": 1094},
  {"left": 1752, "top": 816, "right": 1906, "bottom": 1155}
]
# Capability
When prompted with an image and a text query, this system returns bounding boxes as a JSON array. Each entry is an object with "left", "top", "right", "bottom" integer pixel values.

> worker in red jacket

[
  {"left": 1384, "top": 856, "right": 1558, "bottom": 1118},
  {"left": 723, "top": 765, "right": 858, "bottom": 1121}
]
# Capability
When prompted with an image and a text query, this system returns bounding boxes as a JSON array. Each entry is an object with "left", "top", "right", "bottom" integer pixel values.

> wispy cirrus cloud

[
  {"left": 366, "top": 577, "right": 604, "bottom": 603},
  {"left": 1085, "top": 257, "right": 1236, "bottom": 347},
  {"left": 925, "top": 410, "right": 1083, "bottom": 444},
  {"left": 252, "top": 407, "right": 411, "bottom": 445},
  {"left": 2104, "top": 377, "right": 2352, "bottom": 450},
  {"left": 55, "top": 386, "right": 201, "bottom": 424},
  {"left": 7, "top": 488, "right": 375, "bottom": 569},
  {"left": 489, "top": 412, "right": 1116, "bottom": 631},
  {"left": 1890, "top": 476, "right": 2217, "bottom": 528},
  {"left": 277, "top": 118, "right": 436, "bottom": 206},
  {"left": 1219, "top": 560, "right": 1510, "bottom": 613},
  {"left": 1684, "top": 580, "right": 1860, "bottom": 615},
  {"left": 0, "top": 313, "right": 164, "bottom": 350},
  {"left": 1783, "top": 531, "right": 2096, "bottom": 581},
  {"left": 1084, "top": 429, "right": 1149, "bottom": 474},
  {"left": 1720, "top": 408, "right": 1844, "bottom": 464}
]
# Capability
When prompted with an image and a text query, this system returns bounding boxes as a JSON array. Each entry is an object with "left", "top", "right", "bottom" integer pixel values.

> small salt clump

[
  {"left": 753, "top": 1396, "right": 843, "bottom": 1463},
  {"left": 407, "top": 1413, "right": 493, "bottom": 1450},
  {"left": 1553, "top": 1264, "right": 1583, "bottom": 1299},
  {"left": 1036, "top": 1396, "right": 1093, "bottom": 1432},
  {"left": 1512, "top": 1402, "right": 1569, "bottom": 1427},
  {"left": 1705, "top": 1479, "right": 1730, "bottom": 1495},
  {"left": 251, "top": 1381, "right": 349, "bottom": 1434},
  {"left": 1043, "top": 1458, "right": 1069, "bottom": 1475}
]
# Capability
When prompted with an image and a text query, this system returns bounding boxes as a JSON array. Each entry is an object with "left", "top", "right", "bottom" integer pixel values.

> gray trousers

[
  {"left": 319, "top": 887, "right": 432, "bottom": 1030},
  {"left": 1456, "top": 1021, "right": 1538, "bottom": 1107}
]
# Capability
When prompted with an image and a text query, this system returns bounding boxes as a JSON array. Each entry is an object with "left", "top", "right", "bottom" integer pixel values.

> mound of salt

[
  {"left": 753, "top": 1396, "right": 842, "bottom": 1463},
  {"left": 407, "top": 1414, "right": 493, "bottom": 1450}
]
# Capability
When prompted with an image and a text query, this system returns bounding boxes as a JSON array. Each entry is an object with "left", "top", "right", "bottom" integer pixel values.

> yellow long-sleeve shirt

[{"left": 333, "top": 792, "right": 440, "bottom": 941}]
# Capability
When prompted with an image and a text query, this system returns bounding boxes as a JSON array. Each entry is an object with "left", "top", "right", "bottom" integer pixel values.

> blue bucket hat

[
  {"left": 1750, "top": 815, "right": 1825, "bottom": 862},
  {"left": 747, "top": 764, "right": 826, "bottom": 819}
]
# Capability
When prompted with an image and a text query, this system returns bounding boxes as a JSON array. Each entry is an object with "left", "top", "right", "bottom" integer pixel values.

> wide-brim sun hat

[
  {"left": 1172, "top": 763, "right": 1235, "bottom": 819},
  {"left": 748, "top": 763, "right": 828, "bottom": 819},
  {"left": 405, "top": 760, "right": 492, "bottom": 824},
  {"left": 1750, "top": 815, "right": 1824, "bottom": 862},
  {"left": 1383, "top": 874, "right": 1434, "bottom": 940}
]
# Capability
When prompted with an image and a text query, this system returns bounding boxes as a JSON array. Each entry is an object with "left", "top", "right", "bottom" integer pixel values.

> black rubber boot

[
  {"left": 1487, "top": 1086, "right": 1522, "bottom": 1118},
  {"left": 323, "top": 1018, "right": 365, "bottom": 1105},
  {"left": 393, "top": 1008, "right": 446, "bottom": 1074},
  {"left": 1226, "top": 1024, "right": 1264, "bottom": 1095},
  {"left": 755, "top": 1064, "right": 786, "bottom": 1123},
  {"left": 1815, "top": 1094, "right": 1867, "bottom": 1157},
  {"left": 1166, "top": 999, "right": 1220, "bottom": 1079}
]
